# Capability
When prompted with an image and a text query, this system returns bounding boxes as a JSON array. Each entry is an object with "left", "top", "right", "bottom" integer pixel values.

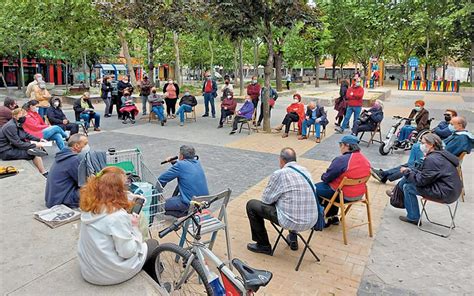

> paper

[{"left": 31, "top": 141, "right": 53, "bottom": 147}]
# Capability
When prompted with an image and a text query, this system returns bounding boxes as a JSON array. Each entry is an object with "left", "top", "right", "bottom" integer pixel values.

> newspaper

[{"left": 34, "top": 205, "right": 81, "bottom": 229}]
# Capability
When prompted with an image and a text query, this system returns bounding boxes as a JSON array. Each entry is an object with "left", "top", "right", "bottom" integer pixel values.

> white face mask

[
  {"left": 31, "top": 107, "right": 38, "bottom": 113},
  {"left": 294, "top": 99, "right": 299, "bottom": 103},
  {"left": 227, "top": 95, "right": 232, "bottom": 99},
  {"left": 53, "top": 101, "right": 60, "bottom": 107},
  {"left": 252, "top": 80, "right": 257, "bottom": 84},
  {"left": 184, "top": 92, "right": 190, "bottom": 96},
  {"left": 420, "top": 143, "right": 429, "bottom": 155}
]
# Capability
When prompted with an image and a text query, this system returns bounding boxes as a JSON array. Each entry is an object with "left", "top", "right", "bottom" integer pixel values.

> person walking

[
  {"left": 139, "top": 76, "right": 153, "bottom": 115},
  {"left": 201, "top": 72, "right": 218, "bottom": 118},
  {"left": 162, "top": 78, "right": 180, "bottom": 119}
]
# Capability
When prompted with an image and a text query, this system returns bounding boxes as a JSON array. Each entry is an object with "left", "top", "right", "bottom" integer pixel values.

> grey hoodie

[{"left": 77, "top": 209, "right": 147, "bottom": 285}]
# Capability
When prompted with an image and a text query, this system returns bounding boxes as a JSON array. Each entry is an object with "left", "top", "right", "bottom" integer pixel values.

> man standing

[
  {"left": 45, "top": 134, "right": 88, "bottom": 208},
  {"left": 202, "top": 72, "right": 218, "bottom": 118},
  {"left": 336, "top": 77, "right": 364, "bottom": 133},
  {"left": 246, "top": 148, "right": 318, "bottom": 254},
  {"left": 26, "top": 73, "right": 43, "bottom": 99},
  {"left": 139, "top": 76, "right": 153, "bottom": 115},
  {"left": 286, "top": 73, "right": 292, "bottom": 90},
  {"left": 159, "top": 145, "right": 209, "bottom": 218},
  {"left": 0, "top": 97, "right": 18, "bottom": 127}
]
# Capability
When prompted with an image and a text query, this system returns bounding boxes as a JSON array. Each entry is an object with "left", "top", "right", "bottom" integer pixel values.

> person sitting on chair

[
  {"left": 394, "top": 133, "right": 462, "bottom": 225},
  {"left": 229, "top": 96, "right": 255, "bottom": 135},
  {"left": 372, "top": 116, "right": 473, "bottom": 184},
  {"left": 148, "top": 88, "right": 166, "bottom": 126},
  {"left": 45, "top": 134, "right": 88, "bottom": 208},
  {"left": 218, "top": 91, "right": 237, "bottom": 128},
  {"left": 246, "top": 147, "right": 318, "bottom": 254},
  {"left": 351, "top": 100, "right": 384, "bottom": 136},
  {"left": 73, "top": 92, "right": 101, "bottom": 131},
  {"left": 298, "top": 100, "right": 328, "bottom": 143},
  {"left": 397, "top": 100, "right": 429, "bottom": 141},
  {"left": 433, "top": 109, "right": 457, "bottom": 140},
  {"left": 256, "top": 86, "right": 278, "bottom": 127},
  {"left": 158, "top": 145, "right": 209, "bottom": 218},
  {"left": 47, "top": 97, "right": 79, "bottom": 135},
  {"left": 120, "top": 91, "right": 139, "bottom": 124},
  {"left": 274, "top": 93, "right": 305, "bottom": 138},
  {"left": 176, "top": 89, "right": 198, "bottom": 126},
  {"left": 0, "top": 97, "right": 18, "bottom": 127},
  {"left": 316, "top": 135, "right": 371, "bottom": 228}
]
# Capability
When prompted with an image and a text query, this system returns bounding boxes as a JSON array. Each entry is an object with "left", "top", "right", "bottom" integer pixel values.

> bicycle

[{"left": 155, "top": 196, "right": 273, "bottom": 295}]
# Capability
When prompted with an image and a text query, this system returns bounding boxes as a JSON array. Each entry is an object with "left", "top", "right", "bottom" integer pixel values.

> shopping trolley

[{"left": 106, "top": 148, "right": 165, "bottom": 237}]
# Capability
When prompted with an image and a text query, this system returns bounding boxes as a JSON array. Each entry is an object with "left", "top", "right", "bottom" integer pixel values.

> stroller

[{"left": 379, "top": 115, "right": 433, "bottom": 155}]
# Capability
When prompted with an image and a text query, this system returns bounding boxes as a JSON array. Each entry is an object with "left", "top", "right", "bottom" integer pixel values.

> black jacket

[
  {"left": 359, "top": 107, "right": 384, "bottom": 130},
  {"left": 179, "top": 95, "right": 197, "bottom": 107},
  {"left": 73, "top": 99, "right": 95, "bottom": 121},
  {"left": 404, "top": 150, "right": 462, "bottom": 203},
  {"left": 101, "top": 82, "right": 112, "bottom": 99},
  {"left": 305, "top": 105, "right": 328, "bottom": 126},
  {"left": 0, "top": 119, "right": 39, "bottom": 153},
  {"left": 46, "top": 106, "right": 68, "bottom": 125},
  {"left": 117, "top": 81, "right": 133, "bottom": 96}
]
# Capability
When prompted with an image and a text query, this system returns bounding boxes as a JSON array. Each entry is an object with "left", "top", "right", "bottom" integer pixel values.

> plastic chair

[{"left": 320, "top": 176, "right": 373, "bottom": 245}]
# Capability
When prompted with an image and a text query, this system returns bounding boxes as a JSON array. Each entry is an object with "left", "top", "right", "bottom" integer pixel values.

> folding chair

[
  {"left": 177, "top": 189, "right": 233, "bottom": 268},
  {"left": 239, "top": 119, "right": 258, "bottom": 135},
  {"left": 225, "top": 114, "right": 234, "bottom": 125},
  {"left": 320, "top": 176, "right": 373, "bottom": 245},
  {"left": 270, "top": 223, "right": 320, "bottom": 271},
  {"left": 458, "top": 152, "right": 466, "bottom": 202},
  {"left": 185, "top": 106, "right": 197, "bottom": 122},
  {"left": 358, "top": 123, "right": 382, "bottom": 147},
  {"left": 148, "top": 103, "right": 159, "bottom": 123},
  {"left": 417, "top": 197, "right": 459, "bottom": 238}
]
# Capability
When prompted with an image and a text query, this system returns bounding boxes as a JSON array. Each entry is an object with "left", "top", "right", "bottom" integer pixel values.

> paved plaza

[{"left": 1, "top": 83, "right": 473, "bottom": 295}]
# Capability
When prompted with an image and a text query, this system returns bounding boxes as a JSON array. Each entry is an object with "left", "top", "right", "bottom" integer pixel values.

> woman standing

[
  {"left": 334, "top": 80, "right": 348, "bottom": 126},
  {"left": 78, "top": 167, "right": 160, "bottom": 285},
  {"left": 162, "top": 79, "right": 180, "bottom": 118},
  {"left": 101, "top": 76, "right": 112, "bottom": 117},
  {"left": 31, "top": 80, "right": 52, "bottom": 120}
]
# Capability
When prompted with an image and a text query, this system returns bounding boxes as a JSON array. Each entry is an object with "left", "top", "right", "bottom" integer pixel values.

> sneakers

[
  {"left": 324, "top": 216, "right": 340, "bottom": 228},
  {"left": 122, "top": 120, "right": 128, "bottom": 124},
  {"left": 229, "top": 130, "right": 236, "bottom": 135},
  {"left": 42, "top": 171, "right": 49, "bottom": 178},
  {"left": 370, "top": 168, "right": 387, "bottom": 183},
  {"left": 217, "top": 125, "right": 223, "bottom": 129},
  {"left": 315, "top": 137, "right": 321, "bottom": 143},
  {"left": 335, "top": 127, "right": 343, "bottom": 134},
  {"left": 399, "top": 216, "right": 420, "bottom": 226},
  {"left": 131, "top": 119, "right": 136, "bottom": 124},
  {"left": 179, "top": 122, "right": 184, "bottom": 126},
  {"left": 298, "top": 135, "right": 307, "bottom": 140},
  {"left": 247, "top": 243, "right": 272, "bottom": 255},
  {"left": 281, "top": 133, "right": 288, "bottom": 138},
  {"left": 202, "top": 114, "right": 209, "bottom": 117},
  {"left": 286, "top": 232, "right": 298, "bottom": 251},
  {"left": 161, "top": 120, "right": 165, "bottom": 126},
  {"left": 28, "top": 148, "right": 48, "bottom": 157}
]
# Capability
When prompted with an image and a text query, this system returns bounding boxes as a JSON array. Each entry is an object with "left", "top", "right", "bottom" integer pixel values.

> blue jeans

[
  {"left": 203, "top": 93, "right": 215, "bottom": 116},
  {"left": 42, "top": 125, "right": 67, "bottom": 150},
  {"left": 398, "top": 177, "right": 420, "bottom": 221},
  {"left": 408, "top": 142, "right": 424, "bottom": 165},
  {"left": 341, "top": 106, "right": 362, "bottom": 130},
  {"left": 302, "top": 118, "right": 322, "bottom": 138},
  {"left": 80, "top": 112, "right": 101, "bottom": 129},
  {"left": 38, "top": 107, "right": 48, "bottom": 120},
  {"left": 398, "top": 125, "right": 415, "bottom": 141},
  {"left": 152, "top": 105, "right": 165, "bottom": 121},
  {"left": 315, "top": 182, "right": 338, "bottom": 217},
  {"left": 164, "top": 195, "right": 189, "bottom": 218},
  {"left": 177, "top": 104, "right": 193, "bottom": 123}
]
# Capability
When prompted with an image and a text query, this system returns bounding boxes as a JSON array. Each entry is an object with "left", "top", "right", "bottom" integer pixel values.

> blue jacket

[
  {"left": 434, "top": 121, "right": 452, "bottom": 139},
  {"left": 444, "top": 130, "right": 474, "bottom": 157},
  {"left": 238, "top": 100, "right": 255, "bottom": 119},
  {"left": 305, "top": 105, "right": 328, "bottom": 126},
  {"left": 45, "top": 147, "right": 80, "bottom": 208},
  {"left": 158, "top": 159, "right": 209, "bottom": 204}
]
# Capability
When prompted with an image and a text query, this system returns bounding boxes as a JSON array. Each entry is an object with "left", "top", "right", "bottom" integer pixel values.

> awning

[
  {"left": 95, "top": 64, "right": 115, "bottom": 71},
  {"left": 114, "top": 64, "right": 127, "bottom": 71}
]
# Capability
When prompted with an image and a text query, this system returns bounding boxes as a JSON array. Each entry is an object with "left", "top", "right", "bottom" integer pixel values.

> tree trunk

[
  {"left": 425, "top": 34, "right": 430, "bottom": 80},
  {"left": 263, "top": 21, "right": 273, "bottom": 133},
  {"left": 274, "top": 51, "right": 283, "bottom": 92},
  {"left": 208, "top": 35, "right": 214, "bottom": 76},
  {"left": 233, "top": 45, "right": 239, "bottom": 93},
  {"left": 118, "top": 31, "right": 137, "bottom": 87},
  {"left": 83, "top": 51, "right": 88, "bottom": 87},
  {"left": 253, "top": 40, "right": 258, "bottom": 76},
  {"left": 18, "top": 45, "right": 25, "bottom": 90},
  {"left": 147, "top": 32, "right": 155, "bottom": 84},
  {"left": 424, "top": 63, "right": 428, "bottom": 80},
  {"left": 339, "top": 63, "right": 344, "bottom": 79},
  {"left": 173, "top": 31, "right": 182, "bottom": 85},
  {"left": 238, "top": 38, "right": 244, "bottom": 97},
  {"left": 65, "top": 62, "right": 69, "bottom": 91},
  {"left": 442, "top": 62, "right": 446, "bottom": 81},
  {"left": 314, "top": 52, "right": 320, "bottom": 87},
  {"left": 332, "top": 54, "right": 337, "bottom": 79}
]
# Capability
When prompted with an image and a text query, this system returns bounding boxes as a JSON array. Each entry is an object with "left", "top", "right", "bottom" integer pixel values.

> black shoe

[
  {"left": 42, "top": 171, "right": 49, "bottom": 178},
  {"left": 217, "top": 125, "right": 223, "bottom": 128},
  {"left": 399, "top": 216, "right": 420, "bottom": 226},
  {"left": 247, "top": 243, "right": 272, "bottom": 255},
  {"left": 212, "top": 115, "right": 216, "bottom": 118},
  {"left": 229, "top": 130, "right": 236, "bottom": 135},
  {"left": 370, "top": 168, "right": 387, "bottom": 184},
  {"left": 161, "top": 121, "right": 165, "bottom": 126},
  {"left": 28, "top": 148, "right": 48, "bottom": 157},
  {"left": 202, "top": 114, "right": 209, "bottom": 117},
  {"left": 324, "top": 216, "right": 340, "bottom": 228},
  {"left": 286, "top": 232, "right": 298, "bottom": 251},
  {"left": 131, "top": 119, "right": 136, "bottom": 124}
]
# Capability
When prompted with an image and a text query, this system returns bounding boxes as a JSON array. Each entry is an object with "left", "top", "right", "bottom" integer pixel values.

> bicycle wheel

[{"left": 155, "top": 243, "right": 213, "bottom": 295}]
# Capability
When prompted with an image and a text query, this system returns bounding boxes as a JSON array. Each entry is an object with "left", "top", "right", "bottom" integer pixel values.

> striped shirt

[{"left": 262, "top": 162, "right": 318, "bottom": 232}]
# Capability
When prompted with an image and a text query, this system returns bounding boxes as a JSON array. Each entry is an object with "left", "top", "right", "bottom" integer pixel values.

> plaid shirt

[{"left": 262, "top": 162, "right": 318, "bottom": 232}]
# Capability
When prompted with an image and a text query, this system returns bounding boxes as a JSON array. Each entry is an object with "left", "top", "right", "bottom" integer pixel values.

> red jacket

[
  {"left": 247, "top": 83, "right": 261, "bottom": 100},
  {"left": 23, "top": 110, "right": 48, "bottom": 139},
  {"left": 346, "top": 85, "right": 364, "bottom": 107},
  {"left": 221, "top": 98, "right": 237, "bottom": 113},
  {"left": 286, "top": 102, "right": 305, "bottom": 132}
]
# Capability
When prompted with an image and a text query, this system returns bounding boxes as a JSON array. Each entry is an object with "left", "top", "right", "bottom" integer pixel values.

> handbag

[
  {"left": 288, "top": 166, "right": 325, "bottom": 231},
  {"left": 390, "top": 184, "right": 405, "bottom": 209},
  {"left": 268, "top": 98, "right": 276, "bottom": 107}
]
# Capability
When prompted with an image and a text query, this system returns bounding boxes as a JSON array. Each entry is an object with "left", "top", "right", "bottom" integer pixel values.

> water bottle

[{"left": 207, "top": 271, "right": 226, "bottom": 295}]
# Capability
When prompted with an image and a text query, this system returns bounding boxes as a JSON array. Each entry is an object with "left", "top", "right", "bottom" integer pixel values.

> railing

[{"left": 398, "top": 79, "right": 460, "bottom": 93}]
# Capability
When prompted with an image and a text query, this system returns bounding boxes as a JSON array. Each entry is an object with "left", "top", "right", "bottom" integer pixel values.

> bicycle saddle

[{"left": 232, "top": 258, "right": 272, "bottom": 292}]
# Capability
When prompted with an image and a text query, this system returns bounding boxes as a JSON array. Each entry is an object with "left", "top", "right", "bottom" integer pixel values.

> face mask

[
  {"left": 207, "top": 76, "right": 211, "bottom": 80},
  {"left": 294, "top": 99, "right": 299, "bottom": 103},
  {"left": 227, "top": 95, "right": 232, "bottom": 99},
  {"left": 168, "top": 81, "right": 173, "bottom": 84},
  {"left": 53, "top": 101, "right": 60, "bottom": 107},
  {"left": 252, "top": 80, "right": 257, "bottom": 84},
  {"left": 17, "top": 116, "right": 26, "bottom": 124},
  {"left": 420, "top": 143, "right": 429, "bottom": 155},
  {"left": 444, "top": 115, "right": 452, "bottom": 122},
  {"left": 414, "top": 106, "right": 421, "bottom": 112},
  {"left": 448, "top": 124, "right": 455, "bottom": 132},
  {"left": 184, "top": 92, "right": 190, "bottom": 96},
  {"left": 31, "top": 107, "right": 38, "bottom": 113},
  {"left": 355, "top": 82, "right": 361, "bottom": 87},
  {"left": 79, "top": 144, "right": 90, "bottom": 155}
]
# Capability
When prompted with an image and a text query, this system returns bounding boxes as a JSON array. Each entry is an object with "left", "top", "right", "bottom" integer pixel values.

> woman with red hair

[
  {"left": 77, "top": 167, "right": 159, "bottom": 285},
  {"left": 398, "top": 100, "right": 430, "bottom": 141},
  {"left": 275, "top": 93, "right": 305, "bottom": 138}
]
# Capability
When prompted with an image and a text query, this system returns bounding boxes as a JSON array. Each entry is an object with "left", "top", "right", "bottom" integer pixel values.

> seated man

[
  {"left": 0, "top": 108, "right": 48, "bottom": 176},
  {"left": 372, "top": 116, "right": 473, "bottom": 184},
  {"left": 45, "top": 134, "right": 88, "bottom": 208},
  {"left": 47, "top": 97, "right": 79, "bottom": 135},
  {"left": 148, "top": 87, "right": 166, "bottom": 125},
  {"left": 158, "top": 145, "right": 209, "bottom": 218},
  {"left": 298, "top": 100, "right": 328, "bottom": 143},
  {"left": 396, "top": 133, "right": 462, "bottom": 225},
  {"left": 176, "top": 89, "right": 198, "bottom": 126},
  {"left": 229, "top": 96, "right": 255, "bottom": 135},
  {"left": 433, "top": 109, "right": 457, "bottom": 140},
  {"left": 246, "top": 148, "right": 318, "bottom": 254},
  {"left": 316, "top": 135, "right": 371, "bottom": 227},
  {"left": 73, "top": 92, "right": 101, "bottom": 131},
  {"left": 351, "top": 100, "right": 384, "bottom": 136},
  {"left": 0, "top": 97, "right": 18, "bottom": 127}
]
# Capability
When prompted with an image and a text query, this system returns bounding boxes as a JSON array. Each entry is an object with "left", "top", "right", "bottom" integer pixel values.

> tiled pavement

[{"left": 37, "top": 85, "right": 473, "bottom": 295}]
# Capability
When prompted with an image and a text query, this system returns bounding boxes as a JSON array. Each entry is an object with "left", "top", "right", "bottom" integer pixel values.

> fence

[{"left": 398, "top": 80, "right": 460, "bottom": 93}]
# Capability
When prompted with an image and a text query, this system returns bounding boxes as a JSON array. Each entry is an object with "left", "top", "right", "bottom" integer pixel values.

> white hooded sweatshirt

[{"left": 77, "top": 209, "right": 147, "bottom": 285}]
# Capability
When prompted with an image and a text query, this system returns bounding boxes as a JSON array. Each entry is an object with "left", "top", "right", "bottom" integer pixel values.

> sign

[{"left": 408, "top": 57, "right": 419, "bottom": 68}]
